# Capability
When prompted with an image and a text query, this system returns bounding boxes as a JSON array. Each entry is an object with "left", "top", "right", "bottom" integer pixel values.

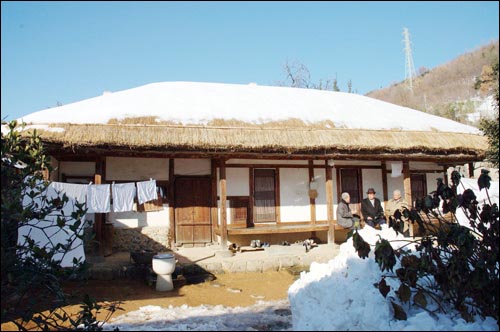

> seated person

[
  {"left": 386, "top": 189, "right": 411, "bottom": 236},
  {"left": 361, "top": 188, "right": 386, "bottom": 229},
  {"left": 336, "top": 192, "right": 360, "bottom": 230}
]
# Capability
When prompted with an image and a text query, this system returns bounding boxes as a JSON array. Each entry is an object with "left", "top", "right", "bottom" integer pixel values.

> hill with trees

[{"left": 366, "top": 40, "right": 499, "bottom": 126}]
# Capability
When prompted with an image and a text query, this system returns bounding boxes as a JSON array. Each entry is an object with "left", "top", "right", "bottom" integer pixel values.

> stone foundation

[{"left": 112, "top": 226, "right": 171, "bottom": 252}]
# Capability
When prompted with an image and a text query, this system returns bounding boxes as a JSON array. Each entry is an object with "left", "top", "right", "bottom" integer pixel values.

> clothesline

[{"left": 49, "top": 179, "right": 158, "bottom": 213}]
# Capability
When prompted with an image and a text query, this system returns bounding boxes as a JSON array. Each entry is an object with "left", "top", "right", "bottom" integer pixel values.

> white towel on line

[
  {"left": 112, "top": 183, "right": 136, "bottom": 212},
  {"left": 136, "top": 179, "right": 157, "bottom": 204},
  {"left": 49, "top": 182, "right": 88, "bottom": 205},
  {"left": 87, "top": 184, "right": 111, "bottom": 213}
]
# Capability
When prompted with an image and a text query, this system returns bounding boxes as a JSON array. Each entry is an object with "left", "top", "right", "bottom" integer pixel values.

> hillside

[{"left": 366, "top": 40, "right": 499, "bottom": 126}]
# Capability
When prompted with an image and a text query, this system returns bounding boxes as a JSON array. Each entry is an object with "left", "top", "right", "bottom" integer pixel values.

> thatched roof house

[
  {"left": 18, "top": 81, "right": 485, "bottom": 162},
  {"left": 13, "top": 82, "right": 488, "bottom": 253}
]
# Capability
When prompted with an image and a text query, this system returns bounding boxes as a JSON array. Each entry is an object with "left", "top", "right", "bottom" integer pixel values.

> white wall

[
  {"left": 387, "top": 174, "right": 405, "bottom": 201},
  {"left": 109, "top": 204, "right": 169, "bottom": 228},
  {"left": 226, "top": 168, "right": 249, "bottom": 196},
  {"left": 59, "top": 161, "right": 95, "bottom": 177},
  {"left": 106, "top": 157, "right": 168, "bottom": 181},
  {"left": 314, "top": 169, "right": 328, "bottom": 221},
  {"left": 175, "top": 158, "right": 211, "bottom": 175},
  {"left": 279, "top": 168, "right": 310, "bottom": 222}
]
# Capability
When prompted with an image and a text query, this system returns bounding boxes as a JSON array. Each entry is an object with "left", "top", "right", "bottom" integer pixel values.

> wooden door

[
  {"left": 340, "top": 168, "right": 362, "bottom": 215},
  {"left": 175, "top": 177, "right": 212, "bottom": 244},
  {"left": 253, "top": 169, "right": 276, "bottom": 222},
  {"left": 410, "top": 174, "right": 427, "bottom": 207},
  {"left": 230, "top": 197, "right": 249, "bottom": 228}
]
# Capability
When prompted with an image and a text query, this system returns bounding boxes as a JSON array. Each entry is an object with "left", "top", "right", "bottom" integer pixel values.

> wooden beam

[
  {"left": 309, "top": 160, "right": 316, "bottom": 224},
  {"left": 381, "top": 161, "right": 388, "bottom": 211},
  {"left": 220, "top": 159, "right": 228, "bottom": 249},
  {"left": 326, "top": 160, "right": 334, "bottom": 244},
  {"left": 46, "top": 146, "right": 484, "bottom": 164},
  {"left": 168, "top": 159, "right": 176, "bottom": 248}
]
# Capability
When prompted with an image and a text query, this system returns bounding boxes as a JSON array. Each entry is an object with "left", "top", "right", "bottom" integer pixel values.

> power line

[{"left": 402, "top": 27, "right": 417, "bottom": 91}]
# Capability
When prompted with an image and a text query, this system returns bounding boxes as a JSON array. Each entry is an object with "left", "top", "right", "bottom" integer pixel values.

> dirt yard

[{"left": 1, "top": 270, "right": 297, "bottom": 331}]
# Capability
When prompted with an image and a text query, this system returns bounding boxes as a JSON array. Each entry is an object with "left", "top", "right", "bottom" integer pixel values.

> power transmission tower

[{"left": 402, "top": 27, "right": 417, "bottom": 91}]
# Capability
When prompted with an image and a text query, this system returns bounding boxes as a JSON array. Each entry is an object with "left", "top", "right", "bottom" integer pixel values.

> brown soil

[{"left": 1, "top": 271, "right": 297, "bottom": 331}]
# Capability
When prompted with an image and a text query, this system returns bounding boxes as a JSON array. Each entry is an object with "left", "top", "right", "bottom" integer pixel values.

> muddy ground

[{"left": 1, "top": 270, "right": 298, "bottom": 331}]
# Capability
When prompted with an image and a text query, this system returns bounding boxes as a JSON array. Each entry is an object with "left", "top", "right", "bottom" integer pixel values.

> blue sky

[{"left": 1, "top": 1, "right": 498, "bottom": 121}]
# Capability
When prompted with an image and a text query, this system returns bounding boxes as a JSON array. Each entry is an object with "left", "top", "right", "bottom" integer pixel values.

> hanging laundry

[
  {"left": 112, "top": 182, "right": 136, "bottom": 212},
  {"left": 49, "top": 182, "right": 88, "bottom": 205},
  {"left": 137, "top": 179, "right": 157, "bottom": 204},
  {"left": 87, "top": 184, "right": 111, "bottom": 213}
]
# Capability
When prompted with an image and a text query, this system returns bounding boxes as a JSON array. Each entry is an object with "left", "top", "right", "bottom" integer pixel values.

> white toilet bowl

[{"left": 152, "top": 253, "right": 176, "bottom": 291}]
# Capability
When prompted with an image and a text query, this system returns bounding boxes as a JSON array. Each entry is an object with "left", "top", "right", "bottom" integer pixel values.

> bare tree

[{"left": 277, "top": 60, "right": 339, "bottom": 91}]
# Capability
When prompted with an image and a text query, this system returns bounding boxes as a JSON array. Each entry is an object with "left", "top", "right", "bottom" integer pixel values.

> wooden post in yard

[
  {"left": 326, "top": 160, "right": 335, "bottom": 244},
  {"left": 219, "top": 159, "right": 228, "bottom": 249}
]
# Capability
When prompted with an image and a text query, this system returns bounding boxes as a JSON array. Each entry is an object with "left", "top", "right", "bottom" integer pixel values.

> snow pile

[
  {"left": 455, "top": 177, "right": 499, "bottom": 230},
  {"left": 18, "top": 81, "right": 479, "bottom": 134},
  {"left": 288, "top": 226, "right": 498, "bottom": 331},
  {"left": 104, "top": 300, "right": 292, "bottom": 331}
]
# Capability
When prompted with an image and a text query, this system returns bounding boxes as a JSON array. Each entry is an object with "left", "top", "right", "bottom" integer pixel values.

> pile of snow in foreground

[
  {"left": 288, "top": 226, "right": 498, "bottom": 331},
  {"left": 103, "top": 300, "right": 292, "bottom": 331}
]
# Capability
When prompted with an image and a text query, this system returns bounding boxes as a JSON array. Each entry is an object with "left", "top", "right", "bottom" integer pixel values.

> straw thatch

[{"left": 30, "top": 123, "right": 487, "bottom": 160}]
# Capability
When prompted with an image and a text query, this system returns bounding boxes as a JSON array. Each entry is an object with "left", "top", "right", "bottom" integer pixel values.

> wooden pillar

[
  {"left": 403, "top": 161, "right": 412, "bottom": 207},
  {"left": 219, "top": 159, "right": 228, "bottom": 249},
  {"left": 309, "top": 160, "right": 316, "bottom": 224},
  {"left": 249, "top": 167, "right": 254, "bottom": 227},
  {"left": 381, "top": 161, "right": 389, "bottom": 211},
  {"left": 211, "top": 159, "right": 218, "bottom": 243},
  {"left": 326, "top": 161, "right": 335, "bottom": 244},
  {"left": 168, "top": 159, "right": 176, "bottom": 248},
  {"left": 275, "top": 168, "right": 281, "bottom": 223}
]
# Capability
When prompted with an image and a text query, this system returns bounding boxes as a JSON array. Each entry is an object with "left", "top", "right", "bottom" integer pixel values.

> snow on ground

[
  {"left": 103, "top": 300, "right": 292, "bottom": 331},
  {"left": 102, "top": 222, "right": 497, "bottom": 331},
  {"left": 19, "top": 81, "right": 479, "bottom": 133},
  {"left": 288, "top": 226, "right": 498, "bottom": 331}
]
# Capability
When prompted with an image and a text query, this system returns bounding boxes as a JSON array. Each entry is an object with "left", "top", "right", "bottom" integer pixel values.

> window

[{"left": 253, "top": 169, "right": 276, "bottom": 222}]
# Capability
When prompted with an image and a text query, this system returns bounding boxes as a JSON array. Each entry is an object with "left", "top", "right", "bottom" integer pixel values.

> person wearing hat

[{"left": 361, "top": 188, "right": 386, "bottom": 229}]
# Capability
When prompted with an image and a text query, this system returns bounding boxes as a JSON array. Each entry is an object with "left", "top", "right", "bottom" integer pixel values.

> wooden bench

[{"left": 216, "top": 222, "right": 354, "bottom": 244}]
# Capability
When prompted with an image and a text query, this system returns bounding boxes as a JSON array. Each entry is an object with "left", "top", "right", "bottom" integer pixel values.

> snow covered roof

[
  {"left": 19, "top": 81, "right": 479, "bottom": 133},
  {"left": 14, "top": 82, "right": 487, "bottom": 161}
]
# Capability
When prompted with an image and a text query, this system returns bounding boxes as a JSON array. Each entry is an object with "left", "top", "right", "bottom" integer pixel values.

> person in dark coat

[
  {"left": 361, "top": 188, "right": 386, "bottom": 229},
  {"left": 336, "top": 192, "right": 360, "bottom": 230}
]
